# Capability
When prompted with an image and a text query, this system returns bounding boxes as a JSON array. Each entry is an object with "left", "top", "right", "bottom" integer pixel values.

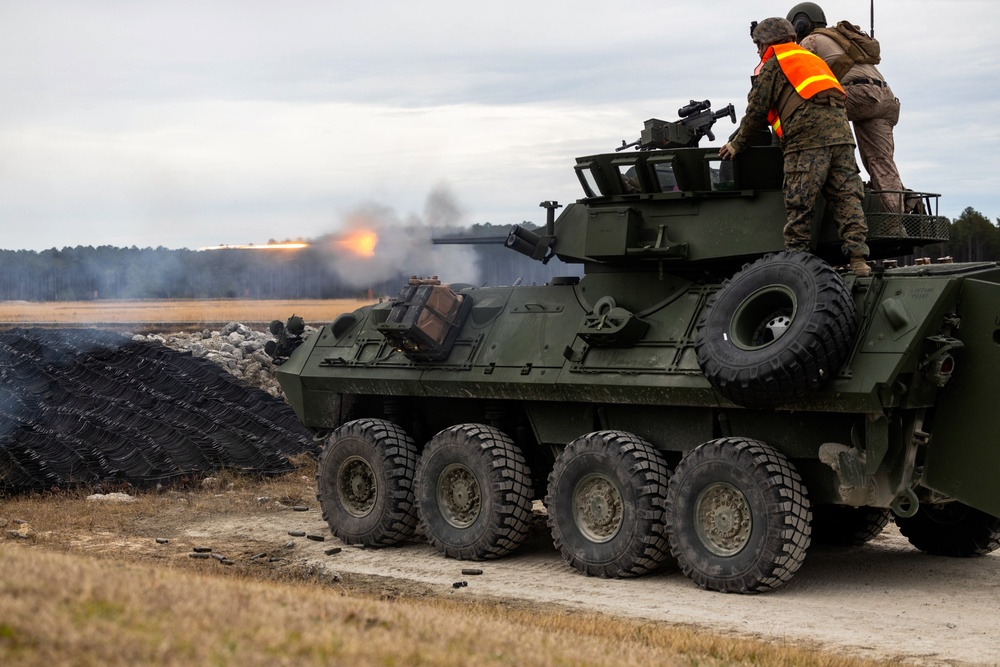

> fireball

[{"left": 336, "top": 229, "right": 378, "bottom": 257}]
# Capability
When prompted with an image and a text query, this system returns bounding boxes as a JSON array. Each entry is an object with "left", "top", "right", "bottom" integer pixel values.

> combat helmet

[
  {"left": 787, "top": 2, "right": 827, "bottom": 40},
  {"left": 751, "top": 17, "right": 796, "bottom": 46}
]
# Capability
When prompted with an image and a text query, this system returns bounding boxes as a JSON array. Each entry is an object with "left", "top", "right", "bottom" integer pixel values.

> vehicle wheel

[
  {"left": 695, "top": 250, "right": 858, "bottom": 408},
  {"left": 414, "top": 424, "right": 532, "bottom": 560},
  {"left": 895, "top": 502, "right": 1000, "bottom": 557},
  {"left": 810, "top": 505, "right": 891, "bottom": 546},
  {"left": 666, "top": 437, "right": 811, "bottom": 593},
  {"left": 315, "top": 418, "right": 419, "bottom": 547},
  {"left": 546, "top": 431, "right": 673, "bottom": 578}
]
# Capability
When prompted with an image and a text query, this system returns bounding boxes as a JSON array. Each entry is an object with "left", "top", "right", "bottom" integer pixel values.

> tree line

[
  {"left": 939, "top": 207, "right": 1000, "bottom": 262},
  {"left": 1, "top": 211, "right": 997, "bottom": 302}
]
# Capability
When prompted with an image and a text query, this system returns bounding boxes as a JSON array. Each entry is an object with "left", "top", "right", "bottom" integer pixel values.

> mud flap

[{"left": 922, "top": 279, "right": 1000, "bottom": 518}]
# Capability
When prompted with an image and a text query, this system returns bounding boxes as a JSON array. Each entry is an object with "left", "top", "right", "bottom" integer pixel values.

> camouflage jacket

[{"left": 729, "top": 56, "right": 856, "bottom": 155}]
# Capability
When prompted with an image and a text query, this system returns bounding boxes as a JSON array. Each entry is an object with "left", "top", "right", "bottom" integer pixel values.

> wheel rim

[
  {"left": 572, "top": 473, "right": 624, "bottom": 543},
  {"left": 337, "top": 455, "right": 377, "bottom": 518},
  {"left": 694, "top": 481, "right": 752, "bottom": 556},
  {"left": 437, "top": 463, "right": 482, "bottom": 529},
  {"left": 729, "top": 285, "right": 797, "bottom": 350}
]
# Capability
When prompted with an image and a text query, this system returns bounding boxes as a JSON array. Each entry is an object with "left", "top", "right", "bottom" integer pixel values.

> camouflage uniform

[
  {"left": 801, "top": 31, "right": 904, "bottom": 213},
  {"left": 729, "top": 55, "right": 869, "bottom": 258}
]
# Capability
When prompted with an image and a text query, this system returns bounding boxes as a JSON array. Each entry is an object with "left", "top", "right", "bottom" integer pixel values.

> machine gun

[{"left": 616, "top": 100, "right": 737, "bottom": 152}]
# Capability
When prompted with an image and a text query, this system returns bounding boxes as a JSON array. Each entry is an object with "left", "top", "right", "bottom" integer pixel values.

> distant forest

[{"left": 1, "top": 209, "right": 998, "bottom": 302}]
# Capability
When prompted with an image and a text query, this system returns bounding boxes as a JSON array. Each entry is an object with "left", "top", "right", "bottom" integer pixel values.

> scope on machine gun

[{"left": 617, "top": 99, "right": 737, "bottom": 152}]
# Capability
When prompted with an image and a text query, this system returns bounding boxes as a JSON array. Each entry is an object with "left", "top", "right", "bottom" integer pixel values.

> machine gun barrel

[{"left": 616, "top": 138, "right": 641, "bottom": 152}]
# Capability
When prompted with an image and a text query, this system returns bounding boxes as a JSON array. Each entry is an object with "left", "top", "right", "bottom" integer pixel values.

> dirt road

[{"left": 169, "top": 504, "right": 999, "bottom": 667}]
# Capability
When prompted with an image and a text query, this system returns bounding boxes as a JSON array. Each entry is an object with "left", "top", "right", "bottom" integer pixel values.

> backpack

[{"left": 814, "top": 21, "right": 881, "bottom": 80}]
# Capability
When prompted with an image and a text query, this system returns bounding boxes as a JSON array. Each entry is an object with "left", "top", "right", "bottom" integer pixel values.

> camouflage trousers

[
  {"left": 783, "top": 145, "right": 869, "bottom": 259},
  {"left": 847, "top": 83, "right": 904, "bottom": 213}
]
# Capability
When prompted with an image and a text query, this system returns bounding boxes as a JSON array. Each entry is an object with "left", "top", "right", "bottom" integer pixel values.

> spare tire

[{"left": 695, "top": 250, "right": 857, "bottom": 408}]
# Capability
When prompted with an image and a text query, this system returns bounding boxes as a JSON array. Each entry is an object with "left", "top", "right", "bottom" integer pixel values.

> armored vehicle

[{"left": 270, "top": 102, "right": 1000, "bottom": 593}]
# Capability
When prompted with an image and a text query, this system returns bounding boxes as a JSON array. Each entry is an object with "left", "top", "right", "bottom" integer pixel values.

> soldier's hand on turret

[{"left": 719, "top": 143, "right": 737, "bottom": 160}]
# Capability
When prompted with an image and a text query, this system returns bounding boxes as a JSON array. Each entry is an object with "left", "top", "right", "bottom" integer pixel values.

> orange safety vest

[{"left": 755, "top": 43, "right": 845, "bottom": 138}]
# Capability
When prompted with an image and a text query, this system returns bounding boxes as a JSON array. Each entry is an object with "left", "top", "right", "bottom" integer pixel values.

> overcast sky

[{"left": 1, "top": 0, "right": 998, "bottom": 252}]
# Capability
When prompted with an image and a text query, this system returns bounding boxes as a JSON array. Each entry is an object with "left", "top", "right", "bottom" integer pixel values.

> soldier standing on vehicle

[
  {"left": 719, "top": 17, "right": 871, "bottom": 277},
  {"left": 787, "top": 2, "right": 907, "bottom": 215}
]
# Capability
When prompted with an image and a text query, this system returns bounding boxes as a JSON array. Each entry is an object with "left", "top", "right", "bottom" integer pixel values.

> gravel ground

[{"left": 158, "top": 501, "right": 1000, "bottom": 667}]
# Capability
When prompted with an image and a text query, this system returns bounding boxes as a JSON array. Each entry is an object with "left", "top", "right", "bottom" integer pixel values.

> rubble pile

[
  {"left": 0, "top": 327, "right": 317, "bottom": 493},
  {"left": 132, "top": 322, "right": 289, "bottom": 397}
]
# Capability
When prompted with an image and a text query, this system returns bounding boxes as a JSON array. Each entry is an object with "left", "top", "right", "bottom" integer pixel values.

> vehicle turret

[{"left": 504, "top": 101, "right": 947, "bottom": 273}]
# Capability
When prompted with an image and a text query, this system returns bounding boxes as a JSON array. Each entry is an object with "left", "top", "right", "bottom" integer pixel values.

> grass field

[{"left": 0, "top": 299, "right": 369, "bottom": 327}]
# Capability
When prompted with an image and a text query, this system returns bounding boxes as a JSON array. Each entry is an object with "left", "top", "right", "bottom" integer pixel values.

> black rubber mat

[{"left": 0, "top": 328, "right": 317, "bottom": 493}]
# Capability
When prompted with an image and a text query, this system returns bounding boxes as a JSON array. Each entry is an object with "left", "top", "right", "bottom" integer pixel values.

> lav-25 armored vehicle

[{"left": 270, "top": 101, "right": 1000, "bottom": 593}]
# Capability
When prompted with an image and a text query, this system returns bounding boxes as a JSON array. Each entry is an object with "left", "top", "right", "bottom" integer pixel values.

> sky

[{"left": 1, "top": 0, "right": 998, "bottom": 252}]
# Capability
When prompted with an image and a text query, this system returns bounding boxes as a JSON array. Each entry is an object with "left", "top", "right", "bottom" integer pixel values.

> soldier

[
  {"left": 787, "top": 2, "right": 908, "bottom": 215},
  {"left": 720, "top": 17, "right": 871, "bottom": 277}
]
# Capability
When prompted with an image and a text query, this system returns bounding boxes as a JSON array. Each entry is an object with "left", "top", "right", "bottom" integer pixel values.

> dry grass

[
  {"left": 0, "top": 299, "right": 369, "bottom": 326},
  {"left": 0, "top": 544, "right": 903, "bottom": 667},
  {"left": 0, "top": 465, "right": 906, "bottom": 667}
]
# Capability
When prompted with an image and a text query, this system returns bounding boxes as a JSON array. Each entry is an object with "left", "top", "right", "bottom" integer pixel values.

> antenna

[{"left": 871, "top": 0, "right": 875, "bottom": 37}]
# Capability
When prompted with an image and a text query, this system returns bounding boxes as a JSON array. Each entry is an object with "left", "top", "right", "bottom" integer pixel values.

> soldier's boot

[{"left": 850, "top": 256, "right": 872, "bottom": 277}]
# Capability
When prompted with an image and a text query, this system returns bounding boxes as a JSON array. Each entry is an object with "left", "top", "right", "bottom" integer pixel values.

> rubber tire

[
  {"left": 315, "top": 418, "right": 419, "bottom": 547},
  {"left": 695, "top": 250, "right": 858, "bottom": 408},
  {"left": 895, "top": 502, "right": 1000, "bottom": 557},
  {"left": 666, "top": 437, "right": 812, "bottom": 593},
  {"left": 546, "top": 431, "right": 673, "bottom": 578},
  {"left": 414, "top": 424, "right": 533, "bottom": 560},
  {"left": 810, "top": 505, "right": 891, "bottom": 547}
]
